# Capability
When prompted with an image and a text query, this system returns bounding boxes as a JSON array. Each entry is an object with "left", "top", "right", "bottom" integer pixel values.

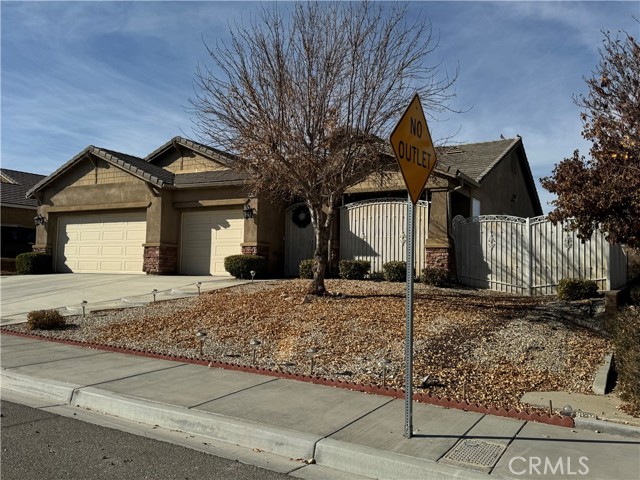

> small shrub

[
  {"left": 338, "top": 260, "right": 370, "bottom": 280},
  {"left": 223, "top": 255, "right": 267, "bottom": 280},
  {"left": 611, "top": 306, "right": 640, "bottom": 414},
  {"left": 383, "top": 261, "right": 406, "bottom": 282},
  {"left": 420, "top": 267, "right": 452, "bottom": 287},
  {"left": 557, "top": 278, "right": 599, "bottom": 300},
  {"left": 299, "top": 259, "right": 314, "bottom": 279},
  {"left": 27, "top": 309, "right": 66, "bottom": 331},
  {"left": 629, "top": 284, "right": 640, "bottom": 305},
  {"left": 15, "top": 252, "right": 52, "bottom": 275},
  {"left": 368, "top": 271, "right": 385, "bottom": 282}
]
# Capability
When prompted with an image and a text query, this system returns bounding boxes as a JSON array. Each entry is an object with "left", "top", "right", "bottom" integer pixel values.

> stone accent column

[{"left": 144, "top": 244, "right": 177, "bottom": 274}]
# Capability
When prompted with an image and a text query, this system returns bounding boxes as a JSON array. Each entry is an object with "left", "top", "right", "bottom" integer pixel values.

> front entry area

[{"left": 56, "top": 212, "right": 146, "bottom": 273}]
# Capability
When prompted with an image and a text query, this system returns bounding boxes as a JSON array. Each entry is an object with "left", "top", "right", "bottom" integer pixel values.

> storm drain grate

[{"left": 442, "top": 439, "right": 506, "bottom": 468}]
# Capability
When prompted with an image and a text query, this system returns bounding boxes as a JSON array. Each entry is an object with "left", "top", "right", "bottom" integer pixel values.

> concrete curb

[
  {"left": 315, "top": 438, "right": 491, "bottom": 480},
  {"left": 592, "top": 353, "right": 613, "bottom": 395},
  {"left": 0, "top": 369, "right": 318, "bottom": 460},
  {"left": 1, "top": 368, "right": 492, "bottom": 479},
  {"left": 0, "top": 369, "right": 79, "bottom": 404},
  {"left": 574, "top": 416, "right": 640, "bottom": 439},
  {"left": 71, "top": 387, "right": 319, "bottom": 460}
]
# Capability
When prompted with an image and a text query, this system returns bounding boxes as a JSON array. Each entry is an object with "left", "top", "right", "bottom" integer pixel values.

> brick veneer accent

[
  {"left": 144, "top": 245, "right": 177, "bottom": 274},
  {"left": 32, "top": 245, "right": 52, "bottom": 255},
  {"left": 424, "top": 246, "right": 456, "bottom": 276},
  {"left": 241, "top": 244, "right": 269, "bottom": 257}
]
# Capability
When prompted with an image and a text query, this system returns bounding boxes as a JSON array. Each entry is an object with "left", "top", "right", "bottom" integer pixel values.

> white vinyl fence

[
  {"left": 340, "top": 198, "right": 429, "bottom": 274},
  {"left": 451, "top": 215, "right": 627, "bottom": 295}
]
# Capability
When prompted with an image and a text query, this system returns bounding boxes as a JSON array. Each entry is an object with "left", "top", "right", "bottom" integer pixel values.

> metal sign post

[
  {"left": 404, "top": 194, "right": 415, "bottom": 438},
  {"left": 389, "top": 93, "right": 438, "bottom": 440}
]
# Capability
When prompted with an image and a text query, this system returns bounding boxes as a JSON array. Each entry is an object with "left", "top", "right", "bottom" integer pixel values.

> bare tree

[{"left": 191, "top": 1, "right": 457, "bottom": 294}]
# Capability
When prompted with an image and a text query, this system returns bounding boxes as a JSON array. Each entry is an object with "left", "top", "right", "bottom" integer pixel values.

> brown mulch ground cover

[{"left": 4, "top": 279, "right": 613, "bottom": 413}]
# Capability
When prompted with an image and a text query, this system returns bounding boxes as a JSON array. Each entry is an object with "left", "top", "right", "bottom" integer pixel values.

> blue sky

[{"left": 1, "top": 1, "right": 638, "bottom": 212}]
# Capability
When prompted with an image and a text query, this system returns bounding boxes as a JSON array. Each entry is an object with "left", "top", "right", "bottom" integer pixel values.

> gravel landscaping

[{"left": 3, "top": 279, "right": 613, "bottom": 412}]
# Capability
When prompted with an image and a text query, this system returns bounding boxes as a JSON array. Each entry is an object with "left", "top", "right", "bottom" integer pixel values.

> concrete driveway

[{"left": 0, "top": 274, "right": 248, "bottom": 325}]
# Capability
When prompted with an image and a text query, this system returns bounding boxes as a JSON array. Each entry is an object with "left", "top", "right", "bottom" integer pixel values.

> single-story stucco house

[
  {"left": 26, "top": 135, "right": 542, "bottom": 277},
  {"left": 1, "top": 168, "right": 47, "bottom": 258}
]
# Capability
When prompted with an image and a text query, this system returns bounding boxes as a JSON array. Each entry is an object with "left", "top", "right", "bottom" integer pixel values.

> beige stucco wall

[
  {"left": 474, "top": 149, "right": 540, "bottom": 217},
  {"left": 68, "top": 159, "right": 140, "bottom": 186},
  {"left": 1, "top": 206, "right": 36, "bottom": 228},
  {"left": 153, "top": 149, "right": 228, "bottom": 173}
]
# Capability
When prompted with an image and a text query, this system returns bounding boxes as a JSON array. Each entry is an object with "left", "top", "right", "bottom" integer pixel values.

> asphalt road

[{"left": 0, "top": 400, "right": 291, "bottom": 480}]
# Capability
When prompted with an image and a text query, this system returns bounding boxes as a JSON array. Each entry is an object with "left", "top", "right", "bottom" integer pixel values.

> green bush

[
  {"left": 299, "top": 259, "right": 314, "bottom": 279},
  {"left": 338, "top": 260, "right": 370, "bottom": 280},
  {"left": 557, "top": 278, "right": 599, "bottom": 300},
  {"left": 223, "top": 255, "right": 267, "bottom": 280},
  {"left": 629, "top": 284, "right": 640, "bottom": 305},
  {"left": 15, "top": 252, "right": 52, "bottom": 275},
  {"left": 611, "top": 306, "right": 640, "bottom": 414},
  {"left": 420, "top": 267, "right": 452, "bottom": 287},
  {"left": 368, "top": 271, "right": 385, "bottom": 282},
  {"left": 383, "top": 261, "right": 406, "bottom": 282},
  {"left": 27, "top": 309, "right": 66, "bottom": 331}
]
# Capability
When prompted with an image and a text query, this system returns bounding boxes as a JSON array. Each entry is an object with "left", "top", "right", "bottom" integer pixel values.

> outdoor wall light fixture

[
  {"left": 306, "top": 347, "right": 319, "bottom": 376},
  {"left": 196, "top": 282, "right": 202, "bottom": 295},
  {"left": 151, "top": 289, "right": 158, "bottom": 302},
  {"left": 249, "top": 338, "right": 261, "bottom": 364},
  {"left": 380, "top": 358, "right": 392, "bottom": 388},
  {"left": 196, "top": 330, "right": 207, "bottom": 356},
  {"left": 33, "top": 214, "right": 47, "bottom": 226},
  {"left": 81, "top": 300, "right": 88, "bottom": 318},
  {"left": 243, "top": 200, "right": 256, "bottom": 219}
]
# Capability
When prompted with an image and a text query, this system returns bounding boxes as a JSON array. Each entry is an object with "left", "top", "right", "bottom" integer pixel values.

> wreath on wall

[{"left": 291, "top": 205, "right": 311, "bottom": 229}]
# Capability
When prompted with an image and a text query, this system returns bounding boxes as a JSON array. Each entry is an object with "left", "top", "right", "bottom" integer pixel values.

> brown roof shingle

[{"left": 1, "top": 169, "right": 46, "bottom": 207}]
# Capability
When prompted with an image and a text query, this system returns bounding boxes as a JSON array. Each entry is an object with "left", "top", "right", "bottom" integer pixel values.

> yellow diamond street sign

[{"left": 390, "top": 94, "right": 437, "bottom": 204}]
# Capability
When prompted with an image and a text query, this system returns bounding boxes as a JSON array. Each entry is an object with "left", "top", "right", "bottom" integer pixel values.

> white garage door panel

[
  {"left": 57, "top": 213, "right": 146, "bottom": 274},
  {"left": 181, "top": 210, "right": 244, "bottom": 276}
]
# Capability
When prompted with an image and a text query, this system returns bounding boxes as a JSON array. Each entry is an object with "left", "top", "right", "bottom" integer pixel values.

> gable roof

[
  {"left": 27, "top": 146, "right": 175, "bottom": 198},
  {"left": 1, "top": 168, "right": 46, "bottom": 208},
  {"left": 436, "top": 136, "right": 542, "bottom": 214},
  {"left": 435, "top": 138, "right": 520, "bottom": 183},
  {"left": 145, "top": 136, "right": 236, "bottom": 167}
]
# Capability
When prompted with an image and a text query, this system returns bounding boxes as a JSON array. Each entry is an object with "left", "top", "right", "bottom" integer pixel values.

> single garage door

[
  {"left": 181, "top": 210, "right": 244, "bottom": 275},
  {"left": 56, "top": 212, "right": 146, "bottom": 273}
]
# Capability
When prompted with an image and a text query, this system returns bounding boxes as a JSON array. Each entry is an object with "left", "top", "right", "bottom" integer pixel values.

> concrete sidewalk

[
  {"left": 1, "top": 334, "right": 639, "bottom": 480},
  {"left": 0, "top": 273, "right": 247, "bottom": 325}
]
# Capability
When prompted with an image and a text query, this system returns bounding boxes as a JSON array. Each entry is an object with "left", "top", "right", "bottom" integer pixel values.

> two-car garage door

[
  {"left": 56, "top": 209, "right": 244, "bottom": 275},
  {"left": 56, "top": 212, "right": 146, "bottom": 273}
]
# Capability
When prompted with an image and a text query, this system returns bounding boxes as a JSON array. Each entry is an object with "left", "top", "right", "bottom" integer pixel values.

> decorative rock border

[{"left": 1, "top": 328, "right": 574, "bottom": 428}]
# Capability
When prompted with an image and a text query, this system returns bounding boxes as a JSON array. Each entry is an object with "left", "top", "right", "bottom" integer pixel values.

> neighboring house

[
  {"left": 1, "top": 168, "right": 46, "bottom": 258},
  {"left": 27, "top": 136, "right": 541, "bottom": 277}
]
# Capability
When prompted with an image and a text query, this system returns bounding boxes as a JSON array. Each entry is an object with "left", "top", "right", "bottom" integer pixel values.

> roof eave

[
  {"left": 26, "top": 146, "right": 94, "bottom": 198},
  {"left": 172, "top": 180, "right": 247, "bottom": 189}
]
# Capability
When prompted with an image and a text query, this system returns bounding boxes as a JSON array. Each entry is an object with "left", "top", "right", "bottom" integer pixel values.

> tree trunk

[{"left": 309, "top": 206, "right": 332, "bottom": 295}]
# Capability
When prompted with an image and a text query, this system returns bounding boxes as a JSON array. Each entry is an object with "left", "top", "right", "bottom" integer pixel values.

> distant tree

[
  {"left": 190, "top": 1, "right": 457, "bottom": 295},
  {"left": 541, "top": 27, "right": 640, "bottom": 247}
]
